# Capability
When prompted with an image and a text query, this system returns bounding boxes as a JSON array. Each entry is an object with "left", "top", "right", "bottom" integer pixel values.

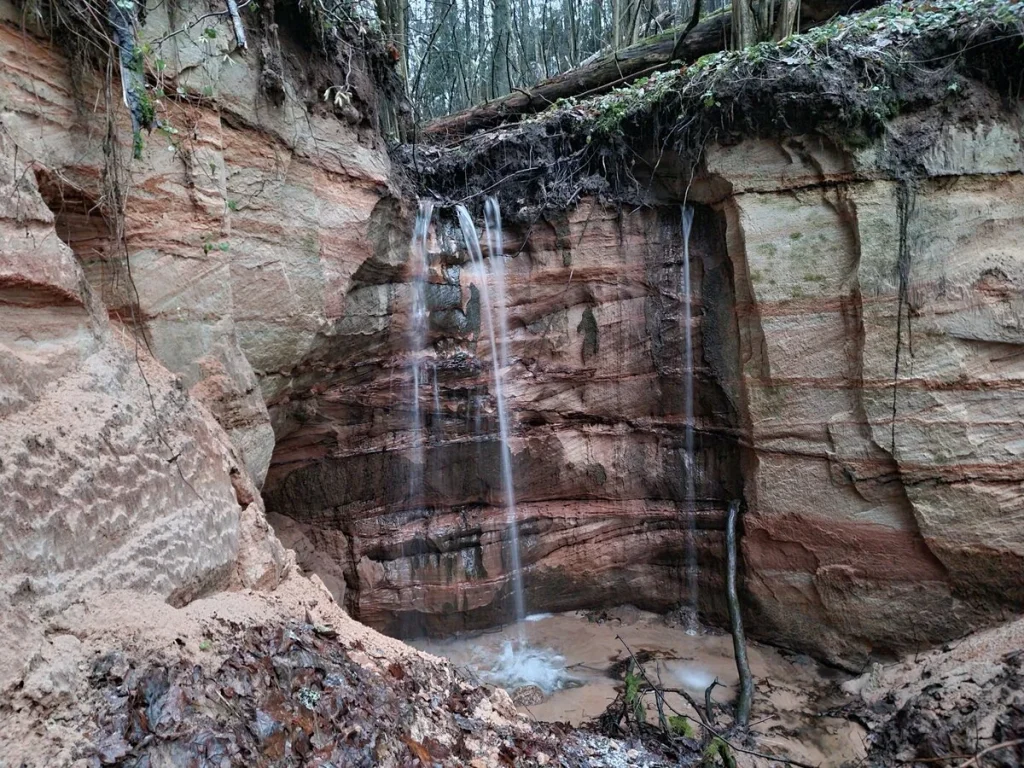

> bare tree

[
  {"left": 492, "top": 0, "right": 513, "bottom": 95},
  {"left": 401, "top": 0, "right": 799, "bottom": 122}
]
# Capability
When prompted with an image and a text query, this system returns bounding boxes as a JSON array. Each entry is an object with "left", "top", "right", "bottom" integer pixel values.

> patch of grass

[
  {"left": 624, "top": 666, "right": 646, "bottom": 725},
  {"left": 668, "top": 714, "right": 695, "bottom": 737}
]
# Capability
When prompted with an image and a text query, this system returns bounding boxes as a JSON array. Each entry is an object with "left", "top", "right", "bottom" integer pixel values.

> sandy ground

[{"left": 415, "top": 606, "right": 870, "bottom": 767}]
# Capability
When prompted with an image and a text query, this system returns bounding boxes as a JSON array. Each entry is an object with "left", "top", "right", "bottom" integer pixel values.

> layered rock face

[
  {"left": 4, "top": 0, "right": 1022, "bottom": 672},
  {"left": 266, "top": 107, "right": 1024, "bottom": 664},
  {"left": 0, "top": 0, "right": 388, "bottom": 633},
  {"left": 0, "top": 121, "right": 286, "bottom": 636},
  {"left": 698, "top": 123, "right": 1024, "bottom": 662},
  {"left": 266, "top": 204, "right": 745, "bottom": 635}
]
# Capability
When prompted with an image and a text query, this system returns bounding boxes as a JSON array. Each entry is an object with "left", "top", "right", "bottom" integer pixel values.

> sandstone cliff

[
  {"left": 264, "top": 0, "right": 1024, "bottom": 666},
  {"left": 0, "top": 0, "right": 395, "bottom": 618},
  {"left": 2, "top": 0, "right": 1022, "bottom": 682},
  {"left": 2, "top": 5, "right": 641, "bottom": 765}
]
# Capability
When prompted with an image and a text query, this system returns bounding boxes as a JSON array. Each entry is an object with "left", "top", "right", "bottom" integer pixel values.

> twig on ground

[
  {"left": 954, "top": 738, "right": 1024, "bottom": 768},
  {"left": 612, "top": 636, "right": 816, "bottom": 768},
  {"left": 615, "top": 635, "right": 707, "bottom": 726}
]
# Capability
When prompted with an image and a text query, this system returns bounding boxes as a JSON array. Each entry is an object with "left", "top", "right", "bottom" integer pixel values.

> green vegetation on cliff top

[{"left": 539, "top": 0, "right": 1024, "bottom": 139}]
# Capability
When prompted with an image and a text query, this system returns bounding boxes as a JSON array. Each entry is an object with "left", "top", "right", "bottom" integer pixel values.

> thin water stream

[
  {"left": 455, "top": 202, "right": 526, "bottom": 626},
  {"left": 680, "top": 205, "right": 698, "bottom": 633},
  {"left": 408, "top": 200, "right": 434, "bottom": 509},
  {"left": 431, "top": 362, "right": 442, "bottom": 442}
]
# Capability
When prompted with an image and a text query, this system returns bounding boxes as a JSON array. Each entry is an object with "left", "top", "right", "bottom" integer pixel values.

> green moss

[
  {"left": 668, "top": 715, "right": 695, "bottom": 737},
  {"left": 540, "top": 0, "right": 1023, "bottom": 146},
  {"left": 624, "top": 667, "right": 646, "bottom": 725},
  {"left": 703, "top": 737, "right": 736, "bottom": 768},
  {"left": 790, "top": 231, "right": 803, "bottom": 240}
]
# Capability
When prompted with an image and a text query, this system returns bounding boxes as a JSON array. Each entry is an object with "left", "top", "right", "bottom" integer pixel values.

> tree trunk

[
  {"left": 566, "top": 0, "right": 578, "bottom": 66},
  {"left": 492, "top": 0, "right": 513, "bottom": 96},
  {"left": 726, "top": 500, "right": 754, "bottom": 728},
  {"left": 732, "top": 0, "right": 757, "bottom": 48},
  {"left": 773, "top": 0, "right": 800, "bottom": 40}
]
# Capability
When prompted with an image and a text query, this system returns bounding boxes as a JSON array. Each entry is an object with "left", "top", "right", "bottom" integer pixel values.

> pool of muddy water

[{"left": 413, "top": 607, "right": 869, "bottom": 767}]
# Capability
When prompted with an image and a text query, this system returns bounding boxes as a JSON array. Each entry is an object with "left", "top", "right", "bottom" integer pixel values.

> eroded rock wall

[
  {"left": 265, "top": 204, "right": 746, "bottom": 635},
  {"left": 266, "top": 107, "right": 1024, "bottom": 666},
  {"left": 0, "top": 0, "right": 390, "bottom": 630},
  {"left": 696, "top": 118, "right": 1024, "bottom": 663},
  {"left": 4, "top": 0, "right": 1022, "bottom": 671}
]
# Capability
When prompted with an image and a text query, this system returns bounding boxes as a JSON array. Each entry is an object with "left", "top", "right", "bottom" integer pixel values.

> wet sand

[{"left": 414, "top": 606, "right": 869, "bottom": 767}]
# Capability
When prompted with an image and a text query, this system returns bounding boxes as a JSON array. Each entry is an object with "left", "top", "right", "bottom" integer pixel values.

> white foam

[
  {"left": 474, "top": 640, "right": 573, "bottom": 694},
  {"left": 524, "top": 612, "right": 554, "bottom": 622}
]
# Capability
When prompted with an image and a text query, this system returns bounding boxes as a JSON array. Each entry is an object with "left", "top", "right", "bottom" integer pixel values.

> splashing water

[
  {"left": 681, "top": 205, "right": 698, "bottom": 634},
  {"left": 478, "top": 641, "right": 572, "bottom": 694},
  {"left": 455, "top": 202, "right": 526, "bottom": 626},
  {"left": 408, "top": 200, "right": 434, "bottom": 509}
]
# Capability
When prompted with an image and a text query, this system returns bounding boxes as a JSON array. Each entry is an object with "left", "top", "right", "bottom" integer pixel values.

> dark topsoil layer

[{"left": 395, "top": 0, "right": 1024, "bottom": 222}]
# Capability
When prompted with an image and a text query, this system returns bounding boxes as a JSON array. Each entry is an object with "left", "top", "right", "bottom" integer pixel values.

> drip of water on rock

[
  {"left": 455, "top": 202, "right": 526, "bottom": 627},
  {"left": 432, "top": 362, "right": 442, "bottom": 442},
  {"left": 681, "top": 204, "right": 699, "bottom": 634},
  {"left": 408, "top": 200, "right": 434, "bottom": 509}
]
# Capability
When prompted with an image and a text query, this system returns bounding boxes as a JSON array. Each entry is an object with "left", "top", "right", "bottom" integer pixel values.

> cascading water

[
  {"left": 408, "top": 200, "right": 434, "bottom": 508},
  {"left": 455, "top": 202, "right": 526, "bottom": 625},
  {"left": 483, "top": 197, "right": 510, "bottom": 370},
  {"left": 681, "top": 205, "right": 699, "bottom": 634}
]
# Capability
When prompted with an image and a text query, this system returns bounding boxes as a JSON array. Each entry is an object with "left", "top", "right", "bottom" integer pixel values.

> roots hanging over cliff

[
  {"left": 399, "top": 0, "right": 1024, "bottom": 218},
  {"left": 420, "top": 0, "right": 883, "bottom": 140}
]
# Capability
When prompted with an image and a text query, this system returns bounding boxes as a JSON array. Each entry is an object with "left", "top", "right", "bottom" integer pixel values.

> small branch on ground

[
  {"left": 705, "top": 677, "right": 721, "bottom": 727},
  {"left": 955, "top": 738, "right": 1024, "bottom": 768}
]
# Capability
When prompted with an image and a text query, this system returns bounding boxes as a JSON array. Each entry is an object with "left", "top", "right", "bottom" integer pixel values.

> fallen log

[{"left": 423, "top": 0, "right": 881, "bottom": 139}]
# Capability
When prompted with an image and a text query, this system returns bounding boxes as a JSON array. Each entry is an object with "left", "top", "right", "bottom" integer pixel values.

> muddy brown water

[{"left": 413, "top": 607, "right": 868, "bottom": 767}]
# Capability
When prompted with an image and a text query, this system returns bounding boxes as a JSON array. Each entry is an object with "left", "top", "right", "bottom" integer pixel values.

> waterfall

[
  {"left": 456, "top": 202, "right": 526, "bottom": 625},
  {"left": 681, "top": 204, "right": 699, "bottom": 634},
  {"left": 408, "top": 200, "right": 434, "bottom": 509},
  {"left": 484, "top": 197, "right": 510, "bottom": 369}
]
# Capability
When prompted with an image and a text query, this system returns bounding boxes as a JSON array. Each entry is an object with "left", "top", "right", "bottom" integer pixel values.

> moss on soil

[{"left": 401, "top": 0, "right": 1024, "bottom": 219}]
